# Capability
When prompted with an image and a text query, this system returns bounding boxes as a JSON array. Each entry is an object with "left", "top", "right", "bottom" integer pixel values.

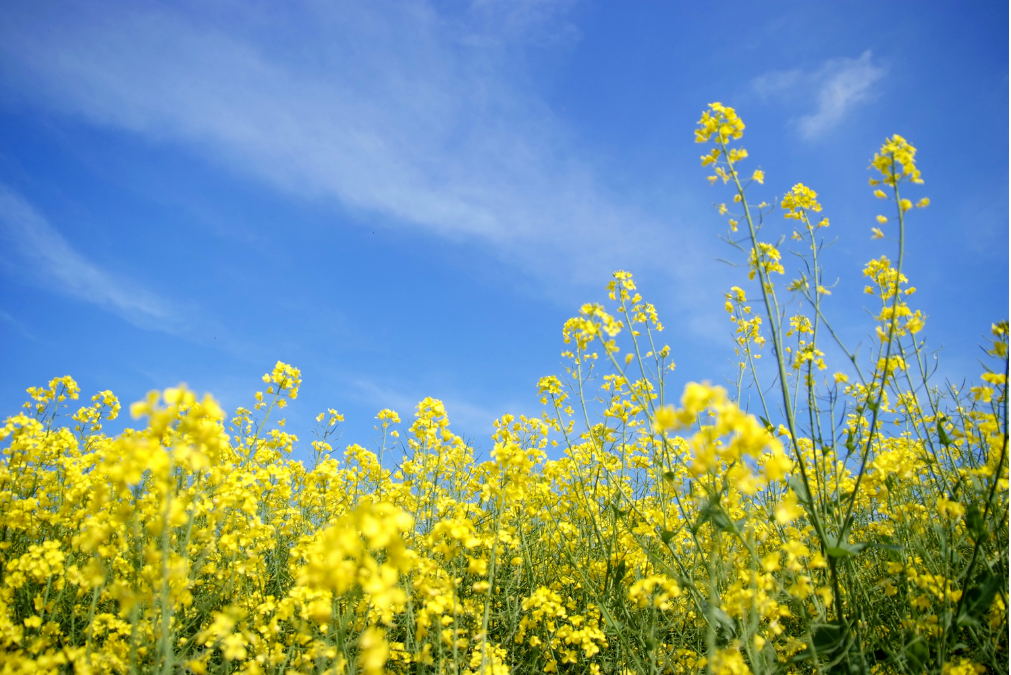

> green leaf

[
  {"left": 689, "top": 500, "right": 737, "bottom": 535},
  {"left": 595, "top": 602, "right": 622, "bottom": 632},
  {"left": 662, "top": 471, "right": 677, "bottom": 484},
  {"left": 758, "top": 641, "right": 779, "bottom": 671},
  {"left": 660, "top": 530, "right": 675, "bottom": 545},
  {"left": 706, "top": 604, "right": 737, "bottom": 639},
  {"left": 827, "top": 538, "right": 867, "bottom": 559},
  {"left": 690, "top": 508, "right": 710, "bottom": 535},
  {"left": 867, "top": 541, "right": 904, "bottom": 553},
  {"left": 614, "top": 560, "right": 627, "bottom": 583},
  {"left": 794, "top": 622, "right": 850, "bottom": 663},
  {"left": 710, "top": 507, "right": 736, "bottom": 533},
  {"left": 787, "top": 476, "right": 811, "bottom": 503},
  {"left": 903, "top": 638, "right": 929, "bottom": 672},
  {"left": 812, "top": 623, "right": 845, "bottom": 652},
  {"left": 843, "top": 429, "right": 856, "bottom": 460},
  {"left": 957, "top": 573, "right": 1002, "bottom": 627},
  {"left": 937, "top": 418, "right": 952, "bottom": 447},
  {"left": 965, "top": 503, "right": 988, "bottom": 542}
]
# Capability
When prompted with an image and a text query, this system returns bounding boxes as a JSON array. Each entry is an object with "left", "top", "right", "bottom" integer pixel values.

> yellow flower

[
  {"left": 747, "top": 242, "right": 785, "bottom": 280},
  {"left": 695, "top": 102, "right": 746, "bottom": 144},
  {"left": 905, "top": 311, "right": 925, "bottom": 334},
  {"left": 653, "top": 405, "right": 677, "bottom": 432},
  {"left": 762, "top": 446, "right": 793, "bottom": 482},
  {"left": 942, "top": 658, "right": 986, "bottom": 675},
  {"left": 871, "top": 134, "right": 923, "bottom": 186},
  {"left": 936, "top": 495, "right": 966, "bottom": 520},
  {"left": 775, "top": 490, "right": 805, "bottom": 525},
  {"left": 761, "top": 552, "right": 781, "bottom": 572},
  {"left": 969, "top": 385, "right": 993, "bottom": 403},
  {"left": 876, "top": 214, "right": 888, "bottom": 223},
  {"left": 710, "top": 646, "right": 750, "bottom": 675},
  {"left": 729, "top": 463, "right": 761, "bottom": 495},
  {"left": 221, "top": 634, "right": 248, "bottom": 661},
  {"left": 781, "top": 183, "right": 822, "bottom": 219},
  {"left": 358, "top": 627, "right": 390, "bottom": 675},
  {"left": 871, "top": 227, "right": 884, "bottom": 239}
]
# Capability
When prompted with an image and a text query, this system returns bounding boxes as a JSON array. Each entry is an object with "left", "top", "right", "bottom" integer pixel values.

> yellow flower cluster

[
  {"left": 780, "top": 183, "right": 822, "bottom": 220},
  {"left": 871, "top": 134, "right": 923, "bottom": 187},
  {"left": 695, "top": 102, "right": 745, "bottom": 145}
]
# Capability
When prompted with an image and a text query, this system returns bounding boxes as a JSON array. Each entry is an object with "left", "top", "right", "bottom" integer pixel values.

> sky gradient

[{"left": 1, "top": 1, "right": 1007, "bottom": 458}]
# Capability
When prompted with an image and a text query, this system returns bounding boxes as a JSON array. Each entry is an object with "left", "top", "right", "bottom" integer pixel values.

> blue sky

[{"left": 0, "top": 1, "right": 1007, "bottom": 457}]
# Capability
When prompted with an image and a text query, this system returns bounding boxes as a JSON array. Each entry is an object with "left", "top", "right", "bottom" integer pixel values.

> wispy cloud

[
  {"left": 0, "top": 0, "right": 705, "bottom": 298},
  {"left": 0, "top": 309, "right": 36, "bottom": 341},
  {"left": 0, "top": 184, "right": 180, "bottom": 331},
  {"left": 752, "top": 51, "right": 887, "bottom": 139}
]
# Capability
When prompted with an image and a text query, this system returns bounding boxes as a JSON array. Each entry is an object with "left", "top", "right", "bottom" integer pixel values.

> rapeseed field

[{"left": 1, "top": 105, "right": 1006, "bottom": 675}]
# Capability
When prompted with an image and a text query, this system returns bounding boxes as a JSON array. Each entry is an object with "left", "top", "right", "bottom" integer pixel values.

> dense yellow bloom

[
  {"left": 696, "top": 102, "right": 745, "bottom": 145},
  {"left": 710, "top": 646, "right": 751, "bottom": 675},
  {"left": 0, "top": 105, "right": 1005, "bottom": 675},
  {"left": 942, "top": 658, "right": 986, "bottom": 675},
  {"left": 628, "top": 575, "right": 681, "bottom": 610},
  {"left": 747, "top": 242, "right": 785, "bottom": 280},
  {"left": 781, "top": 183, "right": 822, "bottom": 219},
  {"left": 871, "top": 134, "right": 923, "bottom": 186}
]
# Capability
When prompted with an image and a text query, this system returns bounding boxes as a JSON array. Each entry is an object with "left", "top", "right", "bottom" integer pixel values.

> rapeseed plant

[{"left": 0, "top": 106, "right": 1006, "bottom": 675}]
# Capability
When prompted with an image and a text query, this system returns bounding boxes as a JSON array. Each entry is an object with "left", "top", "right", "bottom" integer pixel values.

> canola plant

[{"left": 0, "top": 105, "right": 1007, "bottom": 675}]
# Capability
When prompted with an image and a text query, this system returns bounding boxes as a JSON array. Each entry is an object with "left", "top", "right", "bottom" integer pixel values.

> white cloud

[
  {"left": 0, "top": 0, "right": 706, "bottom": 298},
  {"left": 0, "top": 184, "right": 180, "bottom": 331},
  {"left": 753, "top": 51, "right": 887, "bottom": 139}
]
